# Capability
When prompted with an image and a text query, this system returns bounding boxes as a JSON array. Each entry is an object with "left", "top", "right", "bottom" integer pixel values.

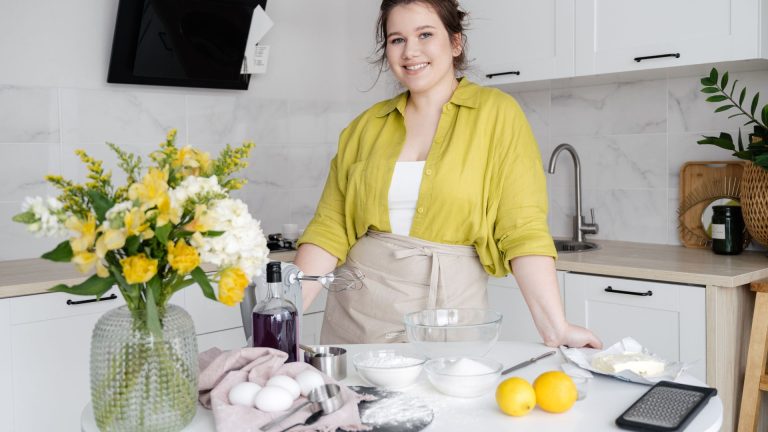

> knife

[{"left": 501, "top": 350, "right": 557, "bottom": 375}]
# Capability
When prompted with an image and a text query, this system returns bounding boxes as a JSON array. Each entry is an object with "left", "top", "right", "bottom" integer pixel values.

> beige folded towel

[{"left": 198, "top": 347, "right": 370, "bottom": 432}]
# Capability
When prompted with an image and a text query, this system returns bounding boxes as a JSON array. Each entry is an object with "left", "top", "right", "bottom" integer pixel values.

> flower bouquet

[{"left": 13, "top": 130, "right": 269, "bottom": 431}]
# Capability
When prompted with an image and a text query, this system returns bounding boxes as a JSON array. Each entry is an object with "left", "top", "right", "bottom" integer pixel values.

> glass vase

[{"left": 90, "top": 304, "right": 198, "bottom": 431}]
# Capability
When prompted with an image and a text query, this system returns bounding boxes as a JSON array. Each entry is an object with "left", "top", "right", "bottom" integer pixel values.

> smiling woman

[{"left": 293, "top": 0, "right": 602, "bottom": 350}]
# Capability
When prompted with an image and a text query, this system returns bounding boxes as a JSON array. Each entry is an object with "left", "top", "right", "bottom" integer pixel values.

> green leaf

[
  {"left": 203, "top": 230, "right": 225, "bottom": 238},
  {"left": 762, "top": 104, "right": 768, "bottom": 127},
  {"left": 145, "top": 281, "right": 163, "bottom": 339},
  {"left": 155, "top": 223, "right": 172, "bottom": 244},
  {"left": 12, "top": 211, "right": 36, "bottom": 224},
  {"left": 730, "top": 79, "right": 739, "bottom": 97},
  {"left": 734, "top": 150, "right": 753, "bottom": 159},
  {"left": 706, "top": 95, "right": 728, "bottom": 103},
  {"left": 751, "top": 93, "right": 760, "bottom": 117},
  {"left": 729, "top": 112, "right": 745, "bottom": 119},
  {"left": 739, "top": 87, "right": 747, "bottom": 106},
  {"left": 701, "top": 87, "right": 720, "bottom": 94},
  {"left": 700, "top": 77, "right": 716, "bottom": 87},
  {"left": 721, "top": 71, "right": 729, "bottom": 90},
  {"left": 49, "top": 273, "right": 116, "bottom": 297},
  {"left": 715, "top": 105, "right": 735, "bottom": 113},
  {"left": 698, "top": 133, "right": 735, "bottom": 151},
  {"left": 124, "top": 235, "right": 141, "bottom": 255},
  {"left": 191, "top": 267, "right": 217, "bottom": 301},
  {"left": 87, "top": 190, "right": 114, "bottom": 223},
  {"left": 41, "top": 240, "right": 73, "bottom": 262},
  {"left": 709, "top": 68, "right": 718, "bottom": 85},
  {"left": 738, "top": 131, "right": 745, "bottom": 152}
]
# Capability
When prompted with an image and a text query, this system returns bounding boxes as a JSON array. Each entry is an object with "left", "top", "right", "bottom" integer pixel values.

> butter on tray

[{"left": 591, "top": 352, "right": 666, "bottom": 377}]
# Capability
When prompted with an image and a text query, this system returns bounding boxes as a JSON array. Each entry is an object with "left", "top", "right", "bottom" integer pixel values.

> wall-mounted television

[{"left": 107, "top": 0, "right": 268, "bottom": 90}]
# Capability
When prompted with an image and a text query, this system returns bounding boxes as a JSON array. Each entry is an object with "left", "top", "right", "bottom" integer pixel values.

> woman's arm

[
  {"left": 511, "top": 255, "right": 603, "bottom": 349},
  {"left": 293, "top": 243, "right": 339, "bottom": 313}
]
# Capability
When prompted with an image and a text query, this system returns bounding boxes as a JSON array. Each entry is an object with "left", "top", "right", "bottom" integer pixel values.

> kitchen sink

[{"left": 554, "top": 239, "right": 600, "bottom": 253}]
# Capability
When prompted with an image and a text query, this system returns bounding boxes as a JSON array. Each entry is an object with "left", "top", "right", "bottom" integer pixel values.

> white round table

[{"left": 83, "top": 341, "right": 723, "bottom": 432}]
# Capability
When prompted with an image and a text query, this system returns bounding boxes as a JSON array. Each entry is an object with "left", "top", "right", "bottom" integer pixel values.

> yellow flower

[
  {"left": 184, "top": 205, "right": 212, "bottom": 232},
  {"left": 154, "top": 193, "right": 181, "bottom": 226},
  {"left": 66, "top": 214, "right": 97, "bottom": 253},
  {"left": 167, "top": 240, "right": 200, "bottom": 275},
  {"left": 72, "top": 251, "right": 97, "bottom": 273},
  {"left": 166, "top": 129, "right": 177, "bottom": 141},
  {"left": 123, "top": 207, "right": 150, "bottom": 237},
  {"left": 120, "top": 253, "right": 158, "bottom": 284},
  {"left": 129, "top": 167, "right": 169, "bottom": 210},
  {"left": 218, "top": 267, "right": 248, "bottom": 306},
  {"left": 95, "top": 228, "right": 126, "bottom": 259},
  {"left": 173, "top": 146, "right": 212, "bottom": 177},
  {"left": 96, "top": 260, "right": 110, "bottom": 278}
]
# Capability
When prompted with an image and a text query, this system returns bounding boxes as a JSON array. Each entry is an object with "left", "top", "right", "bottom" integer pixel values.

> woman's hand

[{"left": 548, "top": 323, "right": 603, "bottom": 349}]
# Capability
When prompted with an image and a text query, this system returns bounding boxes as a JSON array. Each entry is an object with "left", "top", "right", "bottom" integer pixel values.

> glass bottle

[
  {"left": 252, "top": 262, "right": 298, "bottom": 362},
  {"left": 711, "top": 205, "right": 744, "bottom": 255}
]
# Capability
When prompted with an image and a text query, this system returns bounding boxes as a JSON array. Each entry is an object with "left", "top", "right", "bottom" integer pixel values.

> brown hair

[{"left": 373, "top": 0, "right": 469, "bottom": 73}]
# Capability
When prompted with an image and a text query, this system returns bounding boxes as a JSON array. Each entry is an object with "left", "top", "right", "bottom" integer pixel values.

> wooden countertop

[{"left": 0, "top": 241, "right": 765, "bottom": 299}]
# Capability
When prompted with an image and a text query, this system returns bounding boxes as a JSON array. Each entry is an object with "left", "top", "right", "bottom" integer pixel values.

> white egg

[
  {"left": 227, "top": 382, "right": 262, "bottom": 407},
  {"left": 254, "top": 386, "right": 294, "bottom": 412},
  {"left": 295, "top": 370, "right": 325, "bottom": 397},
  {"left": 265, "top": 375, "right": 301, "bottom": 400}
]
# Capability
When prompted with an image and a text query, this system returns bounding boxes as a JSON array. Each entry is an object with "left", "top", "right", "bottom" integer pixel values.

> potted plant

[{"left": 699, "top": 68, "right": 768, "bottom": 246}]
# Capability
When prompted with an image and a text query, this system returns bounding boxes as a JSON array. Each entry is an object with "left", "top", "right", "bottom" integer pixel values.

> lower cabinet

[
  {"left": 487, "top": 271, "right": 566, "bottom": 343},
  {"left": 563, "top": 273, "right": 706, "bottom": 382},
  {"left": 0, "top": 299, "right": 12, "bottom": 432}
]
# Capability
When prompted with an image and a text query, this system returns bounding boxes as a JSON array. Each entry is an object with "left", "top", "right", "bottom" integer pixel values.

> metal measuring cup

[
  {"left": 260, "top": 383, "right": 343, "bottom": 431},
  {"left": 302, "top": 346, "right": 347, "bottom": 380}
]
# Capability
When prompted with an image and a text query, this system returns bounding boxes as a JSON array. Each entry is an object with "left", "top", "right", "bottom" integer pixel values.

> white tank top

[{"left": 388, "top": 161, "right": 425, "bottom": 236}]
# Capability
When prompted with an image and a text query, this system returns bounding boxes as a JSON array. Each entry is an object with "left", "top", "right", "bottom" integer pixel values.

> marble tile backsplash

[{"left": 2, "top": 68, "right": 767, "bottom": 260}]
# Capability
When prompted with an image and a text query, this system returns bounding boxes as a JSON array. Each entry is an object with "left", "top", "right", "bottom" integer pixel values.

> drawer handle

[
  {"left": 604, "top": 286, "right": 653, "bottom": 297},
  {"left": 66, "top": 293, "right": 118, "bottom": 305},
  {"left": 486, "top": 71, "right": 520, "bottom": 79},
  {"left": 634, "top": 53, "right": 680, "bottom": 62}
]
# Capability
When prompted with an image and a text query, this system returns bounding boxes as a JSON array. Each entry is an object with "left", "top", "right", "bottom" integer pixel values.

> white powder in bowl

[
  {"left": 354, "top": 352, "right": 425, "bottom": 389},
  {"left": 440, "top": 357, "right": 495, "bottom": 376},
  {"left": 357, "top": 355, "right": 423, "bottom": 368}
]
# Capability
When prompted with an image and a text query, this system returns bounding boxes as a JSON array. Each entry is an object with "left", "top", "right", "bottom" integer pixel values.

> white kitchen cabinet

[
  {"left": 574, "top": 0, "right": 761, "bottom": 76},
  {"left": 198, "top": 327, "right": 246, "bottom": 352},
  {"left": 184, "top": 282, "right": 244, "bottom": 336},
  {"left": 0, "top": 299, "right": 12, "bottom": 432},
  {"left": 460, "top": 0, "right": 574, "bottom": 85},
  {"left": 301, "top": 311, "right": 324, "bottom": 345},
  {"left": 487, "top": 271, "right": 566, "bottom": 343},
  {"left": 564, "top": 273, "right": 706, "bottom": 381}
]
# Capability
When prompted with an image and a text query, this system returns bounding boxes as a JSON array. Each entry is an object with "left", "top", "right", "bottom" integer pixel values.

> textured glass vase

[{"left": 90, "top": 304, "right": 198, "bottom": 431}]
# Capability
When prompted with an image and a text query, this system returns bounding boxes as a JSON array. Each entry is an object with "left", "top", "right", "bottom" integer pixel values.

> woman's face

[{"left": 385, "top": 2, "right": 461, "bottom": 95}]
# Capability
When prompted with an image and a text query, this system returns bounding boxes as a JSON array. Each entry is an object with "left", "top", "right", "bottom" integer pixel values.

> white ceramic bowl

[
  {"left": 424, "top": 356, "right": 503, "bottom": 398},
  {"left": 352, "top": 349, "right": 426, "bottom": 389}
]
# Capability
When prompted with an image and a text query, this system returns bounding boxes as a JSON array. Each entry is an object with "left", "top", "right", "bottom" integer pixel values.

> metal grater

[{"left": 621, "top": 386, "right": 705, "bottom": 428}]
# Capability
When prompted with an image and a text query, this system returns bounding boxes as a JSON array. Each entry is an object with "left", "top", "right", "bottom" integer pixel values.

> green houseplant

[{"left": 699, "top": 68, "right": 768, "bottom": 246}]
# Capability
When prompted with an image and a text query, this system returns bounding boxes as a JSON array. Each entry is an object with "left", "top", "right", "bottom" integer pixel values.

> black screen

[{"left": 108, "top": 0, "right": 267, "bottom": 90}]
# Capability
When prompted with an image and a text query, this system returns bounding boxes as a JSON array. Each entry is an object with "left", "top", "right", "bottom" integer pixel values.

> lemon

[
  {"left": 533, "top": 371, "right": 578, "bottom": 413},
  {"left": 495, "top": 377, "right": 536, "bottom": 417}
]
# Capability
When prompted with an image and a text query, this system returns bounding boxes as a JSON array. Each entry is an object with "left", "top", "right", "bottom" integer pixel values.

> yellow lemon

[
  {"left": 495, "top": 377, "right": 536, "bottom": 417},
  {"left": 533, "top": 371, "right": 578, "bottom": 413}
]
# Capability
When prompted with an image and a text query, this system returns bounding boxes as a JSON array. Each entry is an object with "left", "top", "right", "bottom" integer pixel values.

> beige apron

[{"left": 319, "top": 231, "right": 489, "bottom": 344}]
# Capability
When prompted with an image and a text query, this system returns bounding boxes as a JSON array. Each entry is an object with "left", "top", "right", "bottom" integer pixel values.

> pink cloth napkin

[{"left": 198, "top": 347, "right": 370, "bottom": 432}]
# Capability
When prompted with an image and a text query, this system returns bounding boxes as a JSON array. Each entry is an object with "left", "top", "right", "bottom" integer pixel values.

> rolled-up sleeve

[
  {"left": 493, "top": 102, "right": 557, "bottom": 274},
  {"left": 297, "top": 127, "right": 354, "bottom": 264}
]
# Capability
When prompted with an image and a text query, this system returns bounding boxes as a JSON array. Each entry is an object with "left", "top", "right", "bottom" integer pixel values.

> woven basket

[{"left": 741, "top": 161, "right": 768, "bottom": 247}]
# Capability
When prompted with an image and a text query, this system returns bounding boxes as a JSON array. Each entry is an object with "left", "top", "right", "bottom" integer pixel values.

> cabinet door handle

[
  {"left": 66, "top": 293, "right": 118, "bottom": 306},
  {"left": 486, "top": 71, "right": 520, "bottom": 79},
  {"left": 634, "top": 53, "right": 680, "bottom": 62},
  {"left": 604, "top": 286, "right": 653, "bottom": 296}
]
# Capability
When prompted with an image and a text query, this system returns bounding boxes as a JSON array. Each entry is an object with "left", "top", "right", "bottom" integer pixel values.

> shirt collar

[{"left": 375, "top": 77, "right": 480, "bottom": 117}]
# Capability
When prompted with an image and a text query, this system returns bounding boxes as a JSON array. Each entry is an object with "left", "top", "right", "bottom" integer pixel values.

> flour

[
  {"left": 360, "top": 391, "right": 434, "bottom": 429},
  {"left": 356, "top": 355, "right": 423, "bottom": 368}
]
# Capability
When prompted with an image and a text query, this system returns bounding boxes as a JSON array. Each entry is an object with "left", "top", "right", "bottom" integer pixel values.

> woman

[{"left": 295, "top": 0, "right": 602, "bottom": 349}]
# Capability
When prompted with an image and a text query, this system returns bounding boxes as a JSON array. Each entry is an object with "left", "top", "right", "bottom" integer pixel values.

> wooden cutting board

[{"left": 678, "top": 161, "right": 746, "bottom": 248}]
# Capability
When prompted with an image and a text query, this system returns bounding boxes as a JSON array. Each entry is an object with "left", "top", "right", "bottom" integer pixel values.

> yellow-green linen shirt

[{"left": 297, "top": 78, "right": 557, "bottom": 277}]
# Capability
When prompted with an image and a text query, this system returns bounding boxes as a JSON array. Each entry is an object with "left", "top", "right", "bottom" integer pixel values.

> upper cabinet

[
  {"left": 461, "top": 0, "right": 575, "bottom": 85},
  {"left": 460, "top": 0, "right": 765, "bottom": 85},
  {"left": 574, "top": 0, "right": 761, "bottom": 75}
]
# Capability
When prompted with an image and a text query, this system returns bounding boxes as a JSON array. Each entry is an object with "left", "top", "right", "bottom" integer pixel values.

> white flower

[
  {"left": 104, "top": 201, "right": 133, "bottom": 228},
  {"left": 170, "top": 175, "right": 225, "bottom": 209},
  {"left": 190, "top": 198, "right": 269, "bottom": 279},
  {"left": 20, "top": 196, "right": 68, "bottom": 237}
]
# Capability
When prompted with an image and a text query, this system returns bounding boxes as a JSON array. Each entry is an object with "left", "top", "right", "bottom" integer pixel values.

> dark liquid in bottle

[{"left": 252, "top": 310, "right": 298, "bottom": 362}]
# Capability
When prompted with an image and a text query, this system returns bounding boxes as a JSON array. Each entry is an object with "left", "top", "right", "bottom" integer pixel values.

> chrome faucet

[{"left": 547, "top": 143, "right": 598, "bottom": 243}]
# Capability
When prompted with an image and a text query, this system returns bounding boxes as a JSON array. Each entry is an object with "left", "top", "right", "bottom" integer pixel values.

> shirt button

[
  {"left": 425, "top": 169, "right": 433, "bottom": 176},
  {"left": 417, "top": 207, "right": 424, "bottom": 214}
]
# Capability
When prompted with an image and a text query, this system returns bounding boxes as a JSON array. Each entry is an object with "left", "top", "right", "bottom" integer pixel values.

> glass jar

[{"left": 711, "top": 205, "right": 745, "bottom": 255}]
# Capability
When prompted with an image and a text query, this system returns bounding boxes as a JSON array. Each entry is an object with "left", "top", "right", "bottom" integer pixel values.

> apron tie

[{"left": 393, "top": 247, "right": 442, "bottom": 309}]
